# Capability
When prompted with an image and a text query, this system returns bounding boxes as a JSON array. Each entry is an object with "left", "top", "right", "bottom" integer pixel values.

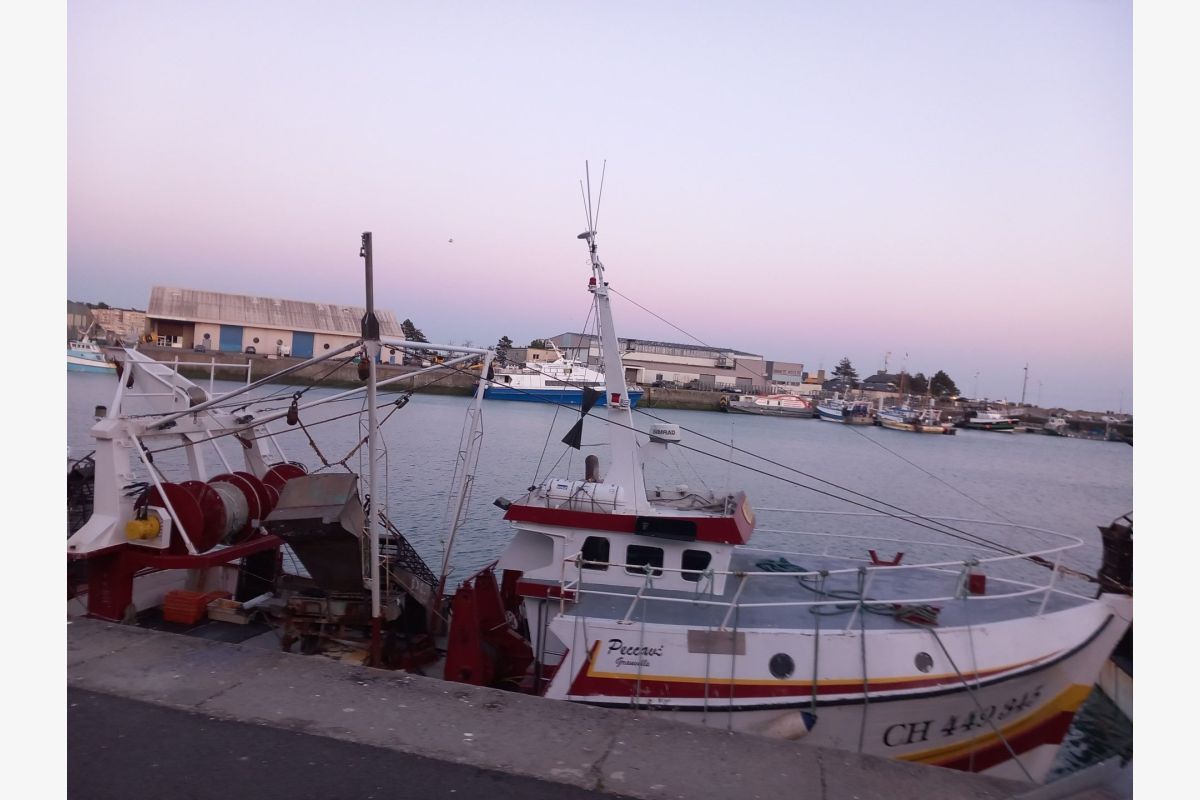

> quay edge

[{"left": 68, "top": 618, "right": 1029, "bottom": 800}]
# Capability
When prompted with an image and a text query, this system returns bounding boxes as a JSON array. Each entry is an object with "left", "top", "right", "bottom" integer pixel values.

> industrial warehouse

[{"left": 144, "top": 286, "right": 404, "bottom": 358}]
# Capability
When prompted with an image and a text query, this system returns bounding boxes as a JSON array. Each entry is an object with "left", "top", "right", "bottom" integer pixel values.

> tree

[
  {"left": 495, "top": 335, "right": 513, "bottom": 366},
  {"left": 529, "top": 338, "right": 549, "bottom": 349},
  {"left": 400, "top": 319, "right": 428, "bottom": 343},
  {"left": 833, "top": 357, "right": 859, "bottom": 388},
  {"left": 908, "top": 372, "right": 929, "bottom": 395},
  {"left": 930, "top": 370, "right": 959, "bottom": 397},
  {"left": 400, "top": 319, "right": 431, "bottom": 362}
]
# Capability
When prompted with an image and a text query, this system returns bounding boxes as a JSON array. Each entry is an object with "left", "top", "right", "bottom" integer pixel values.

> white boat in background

[
  {"left": 485, "top": 347, "right": 643, "bottom": 407},
  {"left": 722, "top": 393, "right": 815, "bottom": 417},
  {"left": 67, "top": 328, "right": 117, "bottom": 374},
  {"left": 1044, "top": 416, "right": 1069, "bottom": 437},
  {"left": 956, "top": 409, "right": 1018, "bottom": 432}
]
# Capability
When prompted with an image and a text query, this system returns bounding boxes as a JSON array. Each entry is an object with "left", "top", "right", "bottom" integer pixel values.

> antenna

[
  {"left": 592, "top": 160, "right": 607, "bottom": 232},
  {"left": 579, "top": 179, "right": 593, "bottom": 232}
]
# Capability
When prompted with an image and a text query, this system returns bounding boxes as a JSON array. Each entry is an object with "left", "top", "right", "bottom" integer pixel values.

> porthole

[
  {"left": 277, "top": 339, "right": 284, "bottom": 346},
  {"left": 253, "top": 337, "right": 260, "bottom": 344},
  {"left": 769, "top": 653, "right": 794, "bottom": 679},
  {"left": 581, "top": 536, "right": 610, "bottom": 571},
  {"left": 681, "top": 549, "right": 711, "bottom": 582},
  {"left": 323, "top": 343, "right": 330, "bottom": 350},
  {"left": 202, "top": 333, "right": 211, "bottom": 340},
  {"left": 914, "top": 652, "right": 933, "bottom": 673}
]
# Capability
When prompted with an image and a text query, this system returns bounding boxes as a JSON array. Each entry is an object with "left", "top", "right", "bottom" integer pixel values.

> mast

[
  {"left": 1020, "top": 363, "right": 1029, "bottom": 406},
  {"left": 579, "top": 229, "right": 648, "bottom": 513},
  {"left": 360, "top": 232, "right": 383, "bottom": 661}
]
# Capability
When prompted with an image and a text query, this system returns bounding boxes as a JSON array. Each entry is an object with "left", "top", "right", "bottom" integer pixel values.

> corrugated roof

[{"left": 148, "top": 287, "right": 404, "bottom": 337}]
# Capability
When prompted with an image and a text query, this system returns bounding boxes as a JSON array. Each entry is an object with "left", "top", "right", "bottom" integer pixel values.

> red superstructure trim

[{"left": 504, "top": 491, "right": 754, "bottom": 545}]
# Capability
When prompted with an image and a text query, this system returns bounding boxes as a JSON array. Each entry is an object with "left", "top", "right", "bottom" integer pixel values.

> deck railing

[{"left": 553, "top": 511, "right": 1088, "bottom": 631}]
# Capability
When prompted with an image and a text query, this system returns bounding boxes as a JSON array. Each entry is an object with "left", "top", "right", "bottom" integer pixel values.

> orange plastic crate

[{"left": 162, "top": 589, "right": 232, "bottom": 624}]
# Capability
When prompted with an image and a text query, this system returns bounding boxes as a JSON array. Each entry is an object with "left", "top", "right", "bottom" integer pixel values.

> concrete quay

[{"left": 66, "top": 617, "right": 1054, "bottom": 800}]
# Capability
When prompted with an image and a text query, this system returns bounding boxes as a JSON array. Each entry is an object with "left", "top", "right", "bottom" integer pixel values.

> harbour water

[{"left": 66, "top": 369, "right": 1133, "bottom": 777}]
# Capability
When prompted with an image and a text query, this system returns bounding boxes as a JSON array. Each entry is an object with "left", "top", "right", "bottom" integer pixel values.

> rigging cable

[{"left": 438, "top": 360, "right": 1038, "bottom": 555}]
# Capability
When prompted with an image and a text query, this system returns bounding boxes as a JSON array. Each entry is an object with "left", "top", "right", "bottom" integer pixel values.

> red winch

[
  {"left": 139, "top": 463, "right": 306, "bottom": 554},
  {"left": 76, "top": 463, "right": 309, "bottom": 623}
]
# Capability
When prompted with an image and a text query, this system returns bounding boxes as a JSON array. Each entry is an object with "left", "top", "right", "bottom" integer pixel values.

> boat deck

[{"left": 565, "top": 547, "right": 1090, "bottom": 632}]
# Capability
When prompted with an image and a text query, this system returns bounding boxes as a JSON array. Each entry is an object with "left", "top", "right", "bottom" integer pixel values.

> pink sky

[{"left": 67, "top": 1, "right": 1131, "bottom": 410}]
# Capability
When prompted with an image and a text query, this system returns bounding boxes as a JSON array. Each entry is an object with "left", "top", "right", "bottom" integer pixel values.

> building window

[
  {"left": 253, "top": 337, "right": 260, "bottom": 344},
  {"left": 277, "top": 339, "right": 283, "bottom": 346},
  {"left": 581, "top": 536, "right": 609, "bottom": 571},
  {"left": 681, "top": 549, "right": 712, "bottom": 582},
  {"left": 202, "top": 333, "right": 211, "bottom": 340},
  {"left": 626, "top": 545, "right": 663, "bottom": 576},
  {"left": 323, "top": 343, "right": 330, "bottom": 350}
]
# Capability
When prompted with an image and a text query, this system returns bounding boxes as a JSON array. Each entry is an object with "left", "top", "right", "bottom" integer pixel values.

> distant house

[
  {"left": 821, "top": 377, "right": 855, "bottom": 394},
  {"left": 861, "top": 371, "right": 901, "bottom": 393},
  {"left": 91, "top": 307, "right": 148, "bottom": 345},
  {"left": 67, "top": 301, "right": 94, "bottom": 339}
]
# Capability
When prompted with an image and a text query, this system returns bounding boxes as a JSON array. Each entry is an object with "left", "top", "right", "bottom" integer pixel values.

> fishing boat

[
  {"left": 956, "top": 409, "right": 1018, "bottom": 432},
  {"left": 816, "top": 396, "right": 873, "bottom": 424},
  {"left": 722, "top": 393, "right": 815, "bottom": 417},
  {"left": 65, "top": 233, "right": 482, "bottom": 673},
  {"left": 67, "top": 328, "right": 118, "bottom": 373},
  {"left": 485, "top": 348, "right": 643, "bottom": 408},
  {"left": 446, "top": 221, "right": 1131, "bottom": 783},
  {"left": 1043, "top": 416, "right": 1069, "bottom": 437},
  {"left": 878, "top": 405, "right": 955, "bottom": 434}
]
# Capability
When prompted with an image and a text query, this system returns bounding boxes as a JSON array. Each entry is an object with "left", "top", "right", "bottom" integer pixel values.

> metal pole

[{"left": 361, "top": 232, "right": 383, "bottom": 663}]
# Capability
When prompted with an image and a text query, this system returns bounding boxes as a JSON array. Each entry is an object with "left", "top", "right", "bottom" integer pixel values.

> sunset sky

[{"left": 67, "top": 1, "right": 1131, "bottom": 411}]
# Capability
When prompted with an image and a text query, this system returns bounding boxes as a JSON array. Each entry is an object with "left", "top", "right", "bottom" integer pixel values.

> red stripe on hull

[
  {"left": 566, "top": 652, "right": 1032, "bottom": 699},
  {"left": 932, "top": 710, "right": 1077, "bottom": 773}
]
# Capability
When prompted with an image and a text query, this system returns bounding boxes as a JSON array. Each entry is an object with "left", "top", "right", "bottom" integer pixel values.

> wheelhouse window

[
  {"left": 581, "top": 536, "right": 609, "bottom": 571},
  {"left": 681, "top": 549, "right": 712, "bottom": 582},
  {"left": 626, "top": 545, "right": 664, "bottom": 576}
]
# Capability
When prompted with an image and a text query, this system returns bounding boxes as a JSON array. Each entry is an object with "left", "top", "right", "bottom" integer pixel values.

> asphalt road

[{"left": 68, "top": 689, "right": 610, "bottom": 800}]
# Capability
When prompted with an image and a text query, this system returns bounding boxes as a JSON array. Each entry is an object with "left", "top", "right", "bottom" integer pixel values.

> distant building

[
  {"left": 861, "top": 371, "right": 901, "bottom": 394},
  {"left": 821, "top": 377, "right": 855, "bottom": 394},
  {"left": 548, "top": 332, "right": 769, "bottom": 390},
  {"left": 67, "top": 301, "right": 94, "bottom": 339},
  {"left": 146, "top": 286, "right": 404, "bottom": 358},
  {"left": 766, "top": 360, "right": 805, "bottom": 386},
  {"left": 91, "top": 307, "right": 148, "bottom": 345},
  {"left": 505, "top": 346, "right": 556, "bottom": 365}
]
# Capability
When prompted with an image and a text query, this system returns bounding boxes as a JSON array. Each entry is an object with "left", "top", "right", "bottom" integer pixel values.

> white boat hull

[{"left": 542, "top": 594, "right": 1130, "bottom": 781}]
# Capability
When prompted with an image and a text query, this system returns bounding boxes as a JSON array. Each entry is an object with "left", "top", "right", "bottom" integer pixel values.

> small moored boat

[
  {"left": 67, "top": 329, "right": 117, "bottom": 374},
  {"left": 956, "top": 409, "right": 1018, "bottom": 432},
  {"left": 817, "top": 396, "right": 874, "bottom": 424},
  {"left": 878, "top": 405, "right": 955, "bottom": 434},
  {"left": 722, "top": 393, "right": 815, "bottom": 417}
]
